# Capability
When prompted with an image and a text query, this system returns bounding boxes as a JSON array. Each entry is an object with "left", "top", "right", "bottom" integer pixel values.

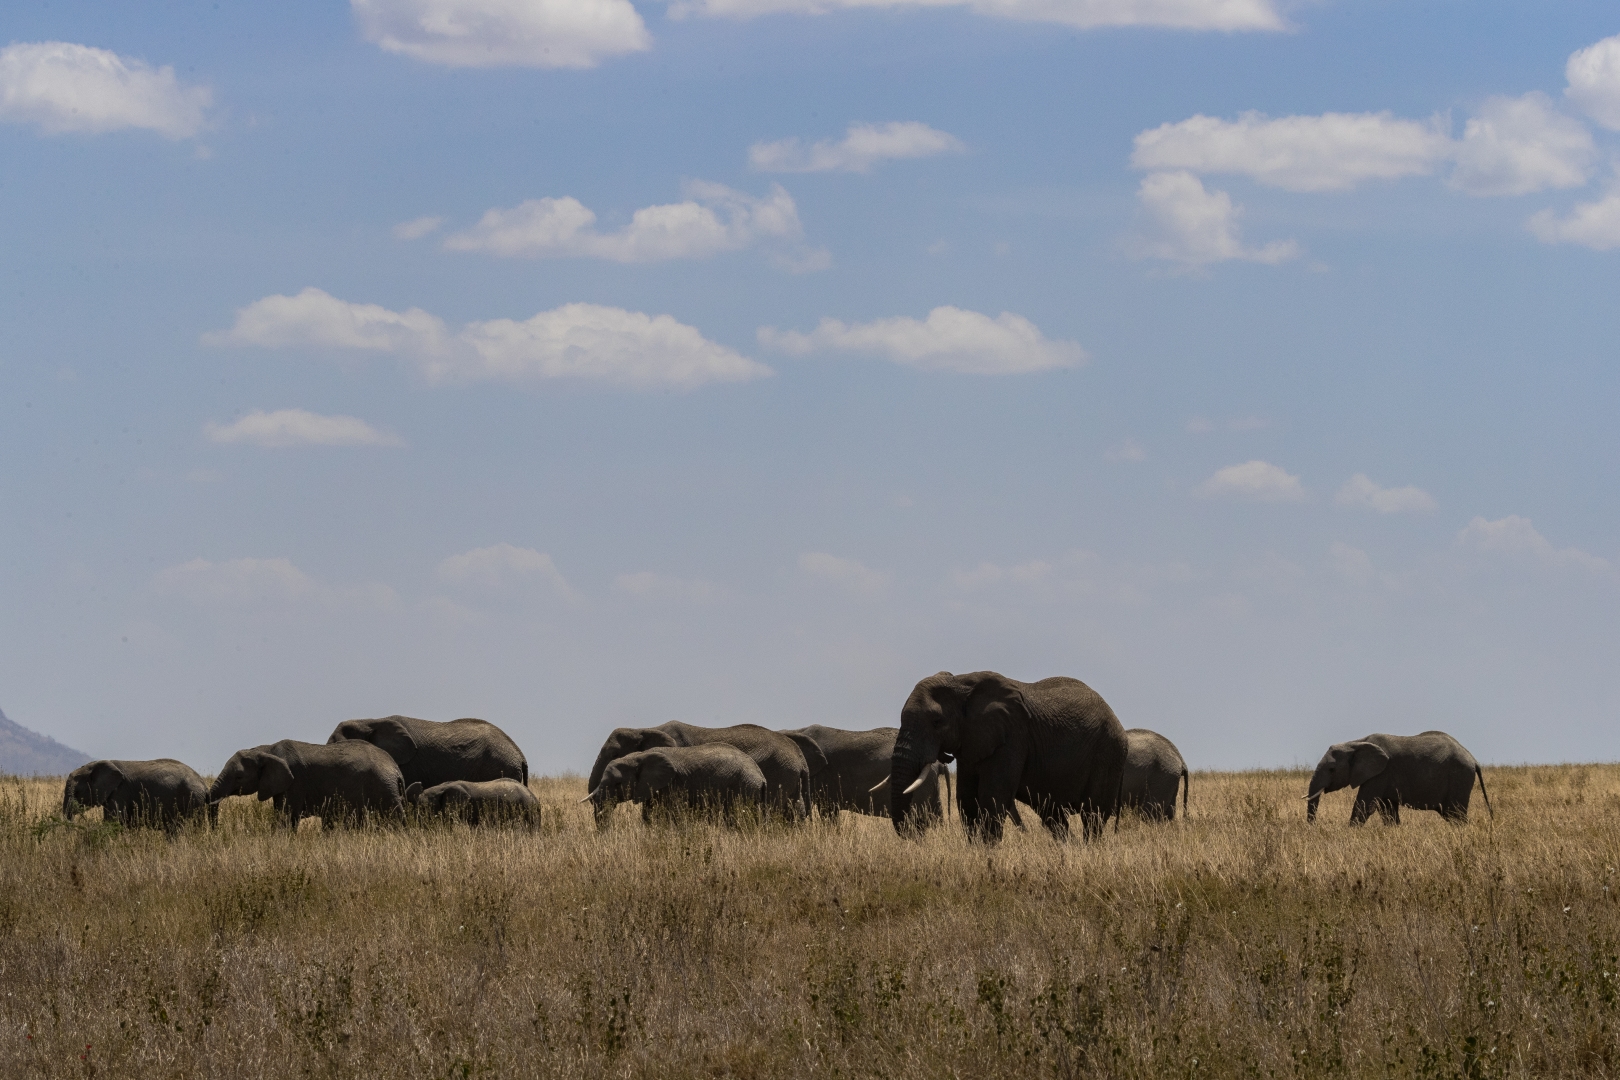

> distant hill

[{"left": 0, "top": 706, "right": 92, "bottom": 777}]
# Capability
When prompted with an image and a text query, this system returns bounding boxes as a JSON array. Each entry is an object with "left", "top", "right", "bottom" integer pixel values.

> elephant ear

[
  {"left": 327, "top": 719, "right": 368, "bottom": 745},
  {"left": 1348, "top": 741, "right": 1391, "bottom": 787},
  {"left": 962, "top": 672, "right": 1024, "bottom": 734},
  {"left": 638, "top": 755, "right": 674, "bottom": 796},
  {"left": 639, "top": 729, "right": 677, "bottom": 750},
  {"left": 253, "top": 754, "right": 296, "bottom": 800},
  {"left": 781, "top": 731, "right": 828, "bottom": 776},
  {"left": 88, "top": 760, "right": 126, "bottom": 804},
  {"left": 365, "top": 718, "right": 418, "bottom": 765}
]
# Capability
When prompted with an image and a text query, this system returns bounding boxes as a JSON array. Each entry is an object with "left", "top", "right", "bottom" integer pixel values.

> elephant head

[
  {"left": 586, "top": 729, "right": 678, "bottom": 823},
  {"left": 890, "top": 671, "right": 1007, "bottom": 832},
  {"left": 209, "top": 749, "right": 295, "bottom": 804},
  {"left": 327, "top": 717, "right": 418, "bottom": 766},
  {"left": 584, "top": 752, "right": 678, "bottom": 816},
  {"left": 1305, "top": 740, "right": 1390, "bottom": 822},
  {"left": 62, "top": 761, "right": 125, "bottom": 820}
]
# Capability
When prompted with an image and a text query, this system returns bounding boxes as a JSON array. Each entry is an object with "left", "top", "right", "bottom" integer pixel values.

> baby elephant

[
  {"left": 1120, "top": 729, "right": 1189, "bottom": 821},
  {"left": 584, "top": 744, "right": 766, "bottom": 825},
  {"left": 406, "top": 779, "right": 540, "bottom": 825},
  {"left": 1306, "top": 730, "right": 1492, "bottom": 825},
  {"left": 62, "top": 759, "right": 214, "bottom": 831}
]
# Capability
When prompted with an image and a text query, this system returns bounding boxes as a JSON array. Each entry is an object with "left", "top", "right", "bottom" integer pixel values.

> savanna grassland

[{"left": 3, "top": 766, "right": 1619, "bottom": 1079}]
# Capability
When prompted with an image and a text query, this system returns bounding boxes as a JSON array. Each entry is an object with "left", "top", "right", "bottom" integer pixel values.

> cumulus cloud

[
  {"left": 1327, "top": 541, "right": 1377, "bottom": 580},
  {"left": 1133, "top": 171, "right": 1299, "bottom": 267},
  {"left": 442, "top": 182, "right": 815, "bottom": 264},
  {"left": 1448, "top": 93, "right": 1594, "bottom": 197},
  {"left": 614, "top": 571, "right": 721, "bottom": 602},
  {"left": 798, "top": 552, "right": 888, "bottom": 594},
  {"left": 1527, "top": 182, "right": 1620, "bottom": 251},
  {"left": 1566, "top": 33, "right": 1620, "bottom": 131},
  {"left": 1457, "top": 516, "right": 1613, "bottom": 577},
  {"left": 154, "top": 557, "right": 315, "bottom": 605},
  {"left": 1132, "top": 111, "right": 1450, "bottom": 192},
  {"left": 951, "top": 560, "right": 1052, "bottom": 590},
  {"left": 438, "top": 544, "right": 574, "bottom": 595},
  {"left": 1198, "top": 460, "right": 1305, "bottom": 502},
  {"left": 750, "top": 121, "right": 964, "bottom": 173},
  {"left": 673, "top": 0, "right": 1284, "bottom": 32},
  {"left": 351, "top": 0, "right": 650, "bottom": 69},
  {"left": 1334, "top": 474, "right": 1436, "bottom": 514},
  {"left": 206, "top": 287, "right": 771, "bottom": 390},
  {"left": 204, "top": 409, "right": 403, "bottom": 448},
  {"left": 0, "top": 41, "right": 211, "bottom": 138},
  {"left": 758, "top": 306, "right": 1084, "bottom": 375},
  {"left": 393, "top": 216, "right": 444, "bottom": 240}
]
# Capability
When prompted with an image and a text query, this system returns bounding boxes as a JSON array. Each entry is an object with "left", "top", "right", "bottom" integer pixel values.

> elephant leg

[
  {"left": 1383, "top": 802, "right": 1400, "bottom": 826},
  {"left": 1349, "top": 796, "right": 1372, "bottom": 826},
  {"left": 1040, "top": 807, "right": 1072, "bottom": 842}
]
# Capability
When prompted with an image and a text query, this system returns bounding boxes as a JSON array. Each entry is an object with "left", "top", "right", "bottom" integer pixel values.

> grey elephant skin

[
  {"left": 1121, "top": 729, "right": 1189, "bottom": 821},
  {"left": 406, "top": 778, "right": 539, "bottom": 825},
  {"left": 210, "top": 739, "right": 405, "bottom": 828},
  {"left": 327, "top": 715, "right": 528, "bottom": 788},
  {"left": 892, "top": 671, "right": 1129, "bottom": 842},
  {"left": 779, "top": 724, "right": 949, "bottom": 826},
  {"left": 587, "top": 722, "right": 815, "bottom": 823},
  {"left": 62, "top": 758, "right": 214, "bottom": 830},
  {"left": 1306, "top": 730, "right": 1493, "bottom": 825},
  {"left": 586, "top": 745, "right": 766, "bottom": 824}
]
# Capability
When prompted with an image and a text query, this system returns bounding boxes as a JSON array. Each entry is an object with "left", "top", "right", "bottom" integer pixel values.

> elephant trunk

[
  {"left": 62, "top": 788, "right": 81, "bottom": 821},
  {"left": 1305, "top": 766, "right": 1328, "bottom": 823},
  {"left": 889, "top": 731, "right": 937, "bottom": 835}
]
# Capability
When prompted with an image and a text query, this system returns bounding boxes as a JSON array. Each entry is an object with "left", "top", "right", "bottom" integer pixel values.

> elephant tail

[
  {"left": 1181, "top": 767, "right": 1190, "bottom": 820},
  {"left": 1475, "top": 765, "right": 1494, "bottom": 819}
]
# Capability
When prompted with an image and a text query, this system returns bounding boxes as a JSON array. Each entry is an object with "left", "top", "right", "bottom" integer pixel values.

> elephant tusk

[
  {"left": 869, "top": 776, "right": 890, "bottom": 795},
  {"left": 902, "top": 775, "right": 927, "bottom": 796},
  {"left": 580, "top": 790, "right": 599, "bottom": 804}
]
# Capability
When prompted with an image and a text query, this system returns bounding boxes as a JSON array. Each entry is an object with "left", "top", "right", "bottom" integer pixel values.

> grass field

[{"left": 3, "top": 765, "right": 1619, "bottom": 1078}]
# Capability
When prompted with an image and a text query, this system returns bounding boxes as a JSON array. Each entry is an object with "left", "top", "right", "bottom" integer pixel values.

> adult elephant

[
  {"left": 891, "top": 671, "right": 1129, "bottom": 842},
  {"left": 62, "top": 759, "right": 214, "bottom": 830},
  {"left": 1121, "top": 729, "right": 1189, "bottom": 821},
  {"left": 326, "top": 715, "right": 528, "bottom": 788},
  {"left": 587, "top": 722, "right": 816, "bottom": 824},
  {"left": 1305, "top": 731, "right": 1492, "bottom": 825},
  {"left": 779, "top": 725, "right": 949, "bottom": 826},
  {"left": 210, "top": 740, "right": 405, "bottom": 828},
  {"left": 584, "top": 745, "right": 767, "bottom": 825}
]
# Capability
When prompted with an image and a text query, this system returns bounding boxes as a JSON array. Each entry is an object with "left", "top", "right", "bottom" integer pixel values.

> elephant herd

[{"left": 58, "top": 670, "right": 1491, "bottom": 838}]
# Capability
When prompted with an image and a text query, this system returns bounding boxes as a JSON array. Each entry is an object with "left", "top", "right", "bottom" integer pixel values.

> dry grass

[{"left": 3, "top": 765, "right": 1619, "bottom": 1078}]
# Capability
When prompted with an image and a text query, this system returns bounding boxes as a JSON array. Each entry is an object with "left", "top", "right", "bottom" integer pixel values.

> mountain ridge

[{"left": 0, "top": 706, "right": 92, "bottom": 777}]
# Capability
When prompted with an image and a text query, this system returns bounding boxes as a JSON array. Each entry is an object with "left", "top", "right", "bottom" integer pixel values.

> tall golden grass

[{"left": 2, "top": 764, "right": 1618, "bottom": 1078}]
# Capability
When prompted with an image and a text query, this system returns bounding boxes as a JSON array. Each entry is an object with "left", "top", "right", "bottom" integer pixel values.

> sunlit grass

[{"left": 2, "top": 765, "right": 1618, "bottom": 1077}]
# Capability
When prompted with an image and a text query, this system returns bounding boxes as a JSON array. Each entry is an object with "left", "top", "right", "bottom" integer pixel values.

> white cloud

[
  {"left": 1527, "top": 182, "right": 1620, "bottom": 251},
  {"left": 393, "top": 216, "right": 444, "bottom": 240},
  {"left": 0, "top": 41, "right": 211, "bottom": 138},
  {"left": 951, "top": 560, "right": 1052, "bottom": 589},
  {"left": 1566, "top": 33, "right": 1620, "bottom": 131},
  {"left": 673, "top": 0, "right": 1284, "bottom": 32},
  {"left": 1448, "top": 93, "right": 1594, "bottom": 197},
  {"left": 1334, "top": 473, "right": 1436, "bottom": 515},
  {"left": 1328, "top": 541, "right": 1377, "bottom": 580},
  {"left": 1107, "top": 439, "right": 1147, "bottom": 462},
  {"left": 1133, "top": 171, "right": 1299, "bottom": 267},
  {"left": 204, "top": 409, "right": 403, "bottom": 449},
  {"left": 207, "top": 288, "right": 771, "bottom": 390},
  {"left": 351, "top": 0, "right": 650, "bottom": 69},
  {"left": 154, "top": 557, "right": 314, "bottom": 605},
  {"left": 1198, "top": 460, "right": 1305, "bottom": 502},
  {"left": 438, "top": 544, "right": 574, "bottom": 594},
  {"left": 1457, "top": 516, "right": 1613, "bottom": 578},
  {"left": 758, "top": 306, "right": 1084, "bottom": 375},
  {"left": 750, "top": 121, "right": 964, "bottom": 173},
  {"left": 1131, "top": 111, "right": 1450, "bottom": 192},
  {"left": 613, "top": 571, "right": 721, "bottom": 602},
  {"left": 798, "top": 552, "right": 888, "bottom": 594},
  {"left": 442, "top": 182, "right": 813, "bottom": 263}
]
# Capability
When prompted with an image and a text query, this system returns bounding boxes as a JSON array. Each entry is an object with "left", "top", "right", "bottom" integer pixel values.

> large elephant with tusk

[
  {"left": 779, "top": 724, "right": 950, "bottom": 826},
  {"left": 891, "top": 671, "right": 1129, "bottom": 842},
  {"left": 1305, "top": 731, "right": 1491, "bottom": 825},
  {"left": 586, "top": 722, "right": 815, "bottom": 824}
]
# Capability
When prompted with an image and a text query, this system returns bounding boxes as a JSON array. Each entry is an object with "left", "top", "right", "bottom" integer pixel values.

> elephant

[
  {"left": 1305, "top": 730, "right": 1493, "bottom": 825},
  {"left": 586, "top": 722, "right": 816, "bottom": 824},
  {"left": 62, "top": 759, "right": 214, "bottom": 830},
  {"left": 326, "top": 715, "right": 528, "bottom": 788},
  {"left": 584, "top": 745, "right": 767, "bottom": 825},
  {"left": 1120, "top": 729, "right": 1189, "bottom": 821},
  {"left": 891, "top": 671, "right": 1129, "bottom": 842},
  {"left": 406, "top": 778, "right": 540, "bottom": 825},
  {"left": 209, "top": 739, "right": 405, "bottom": 828},
  {"left": 779, "top": 724, "right": 950, "bottom": 826}
]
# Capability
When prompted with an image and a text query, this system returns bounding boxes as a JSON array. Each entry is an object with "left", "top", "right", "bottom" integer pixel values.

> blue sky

[{"left": 2, "top": 0, "right": 1617, "bottom": 774}]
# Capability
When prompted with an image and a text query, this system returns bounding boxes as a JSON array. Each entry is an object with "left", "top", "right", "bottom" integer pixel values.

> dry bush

[{"left": 2, "top": 765, "right": 1619, "bottom": 1078}]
